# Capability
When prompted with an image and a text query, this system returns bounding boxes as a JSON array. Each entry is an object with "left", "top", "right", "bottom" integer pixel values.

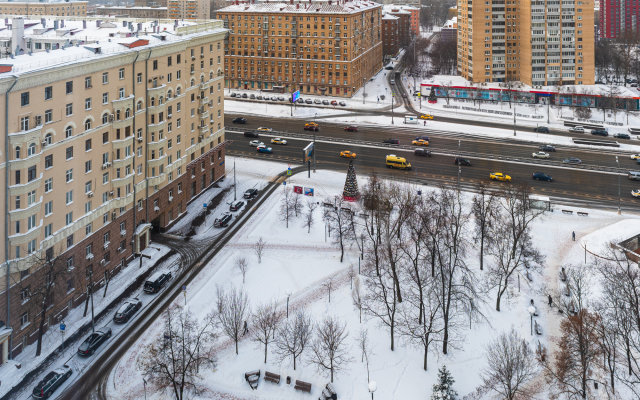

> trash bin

[{"left": 286, "top": 376, "right": 291, "bottom": 385}]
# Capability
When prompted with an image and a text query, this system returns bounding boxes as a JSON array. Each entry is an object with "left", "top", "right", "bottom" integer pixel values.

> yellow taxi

[
  {"left": 489, "top": 172, "right": 512, "bottom": 182},
  {"left": 340, "top": 150, "right": 357, "bottom": 159},
  {"left": 632, "top": 189, "right": 640, "bottom": 198},
  {"left": 270, "top": 137, "right": 288, "bottom": 145},
  {"left": 411, "top": 139, "right": 429, "bottom": 146},
  {"left": 419, "top": 114, "right": 434, "bottom": 120},
  {"left": 304, "top": 122, "right": 319, "bottom": 131},
  {"left": 630, "top": 154, "right": 640, "bottom": 160},
  {"left": 257, "top": 127, "right": 273, "bottom": 132}
]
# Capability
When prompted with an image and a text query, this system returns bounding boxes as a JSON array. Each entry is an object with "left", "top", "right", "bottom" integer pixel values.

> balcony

[
  {"left": 8, "top": 124, "right": 42, "bottom": 147},
  {"left": 9, "top": 151, "right": 42, "bottom": 171},
  {"left": 9, "top": 223, "right": 42, "bottom": 247},
  {"left": 147, "top": 83, "right": 166, "bottom": 97},
  {"left": 111, "top": 95, "right": 134, "bottom": 114},
  {"left": 9, "top": 200, "right": 42, "bottom": 221},
  {"left": 9, "top": 173, "right": 42, "bottom": 197}
]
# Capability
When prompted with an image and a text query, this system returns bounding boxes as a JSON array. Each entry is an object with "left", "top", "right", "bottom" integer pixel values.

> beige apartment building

[
  {"left": 168, "top": 0, "right": 210, "bottom": 20},
  {"left": 216, "top": 0, "right": 383, "bottom": 97},
  {"left": 0, "top": 0, "right": 87, "bottom": 17},
  {"left": 94, "top": 6, "right": 168, "bottom": 19},
  {"left": 457, "top": 0, "right": 595, "bottom": 86},
  {"left": 0, "top": 17, "right": 227, "bottom": 361}
]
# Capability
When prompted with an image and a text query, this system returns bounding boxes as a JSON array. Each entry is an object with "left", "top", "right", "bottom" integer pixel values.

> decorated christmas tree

[
  {"left": 430, "top": 365, "right": 458, "bottom": 400},
  {"left": 342, "top": 160, "right": 360, "bottom": 201},
  {"left": 428, "top": 86, "right": 437, "bottom": 103}
]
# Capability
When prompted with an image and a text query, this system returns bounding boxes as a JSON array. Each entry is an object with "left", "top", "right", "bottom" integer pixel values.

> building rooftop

[
  {"left": 0, "top": 0, "right": 85, "bottom": 3},
  {"left": 217, "top": 0, "right": 381, "bottom": 15},
  {"left": 382, "top": 13, "right": 398, "bottom": 20},
  {"left": 382, "top": 4, "right": 414, "bottom": 14},
  {"left": 95, "top": 5, "right": 167, "bottom": 10},
  {"left": 0, "top": 17, "right": 225, "bottom": 76}
]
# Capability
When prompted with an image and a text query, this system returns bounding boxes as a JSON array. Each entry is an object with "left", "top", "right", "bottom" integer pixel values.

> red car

[
  {"left": 331, "top": 100, "right": 338, "bottom": 106},
  {"left": 344, "top": 126, "right": 358, "bottom": 132}
]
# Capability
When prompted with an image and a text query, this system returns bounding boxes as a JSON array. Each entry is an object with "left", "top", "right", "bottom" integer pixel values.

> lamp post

[
  {"left": 457, "top": 140, "right": 461, "bottom": 190},
  {"left": 286, "top": 293, "right": 291, "bottom": 318},
  {"left": 363, "top": 77, "right": 366, "bottom": 104},
  {"left": 527, "top": 305, "right": 536, "bottom": 336},
  {"left": 391, "top": 94, "right": 395, "bottom": 124},
  {"left": 368, "top": 381, "right": 377, "bottom": 400},
  {"left": 233, "top": 160, "right": 237, "bottom": 201},
  {"left": 313, "top": 113, "right": 317, "bottom": 172},
  {"left": 616, "top": 155, "right": 621, "bottom": 214},
  {"left": 513, "top": 101, "right": 517, "bottom": 136},
  {"left": 143, "top": 378, "right": 147, "bottom": 400}
]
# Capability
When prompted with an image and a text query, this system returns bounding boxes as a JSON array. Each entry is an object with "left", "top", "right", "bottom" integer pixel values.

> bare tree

[
  {"left": 352, "top": 274, "right": 364, "bottom": 323},
  {"left": 472, "top": 184, "right": 498, "bottom": 271},
  {"left": 275, "top": 309, "right": 313, "bottom": 370},
  {"left": 280, "top": 187, "right": 295, "bottom": 228},
  {"left": 235, "top": 257, "right": 248, "bottom": 284},
  {"left": 310, "top": 317, "right": 351, "bottom": 382},
  {"left": 216, "top": 286, "right": 250, "bottom": 355},
  {"left": 323, "top": 278, "right": 334, "bottom": 303},
  {"left": 251, "top": 302, "right": 280, "bottom": 363},
  {"left": 291, "top": 190, "right": 303, "bottom": 217},
  {"left": 304, "top": 200, "right": 317, "bottom": 233},
  {"left": 362, "top": 253, "right": 398, "bottom": 350},
  {"left": 482, "top": 328, "right": 539, "bottom": 400},
  {"left": 358, "top": 329, "right": 372, "bottom": 382},
  {"left": 323, "top": 196, "right": 355, "bottom": 263},
  {"left": 137, "top": 305, "right": 218, "bottom": 400},
  {"left": 254, "top": 237, "right": 266, "bottom": 264}
]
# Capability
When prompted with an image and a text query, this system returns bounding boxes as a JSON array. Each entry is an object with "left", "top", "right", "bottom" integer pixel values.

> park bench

[
  {"left": 294, "top": 379, "right": 312, "bottom": 393},
  {"left": 264, "top": 371, "right": 281, "bottom": 384},
  {"left": 244, "top": 370, "right": 260, "bottom": 390},
  {"left": 319, "top": 382, "right": 338, "bottom": 400}
]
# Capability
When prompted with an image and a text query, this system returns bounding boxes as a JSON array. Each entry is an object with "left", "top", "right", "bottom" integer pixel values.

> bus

[{"left": 386, "top": 154, "right": 412, "bottom": 170}]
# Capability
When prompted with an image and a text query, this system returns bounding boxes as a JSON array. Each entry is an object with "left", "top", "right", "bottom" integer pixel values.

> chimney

[
  {"left": 60, "top": 20, "right": 64, "bottom": 28},
  {"left": 54, "top": 20, "right": 59, "bottom": 29},
  {"left": 82, "top": 19, "right": 86, "bottom": 29},
  {"left": 11, "top": 18, "right": 25, "bottom": 56},
  {"left": 138, "top": 22, "right": 142, "bottom": 31},
  {"left": 96, "top": 20, "right": 101, "bottom": 27},
  {"left": 41, "top": 18, "right": 46, "bottom": 28}
]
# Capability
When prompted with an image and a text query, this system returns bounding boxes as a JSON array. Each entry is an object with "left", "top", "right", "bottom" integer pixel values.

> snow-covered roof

[
  {"left": 217, "top": 0, "right": 381, "bottom": 15},
  {"left": 382, "top": 4, "right": 414, "bottom": 14},
  {"left": 382, "top": 13, "right": 398, "bottom": 20},
  {"left": 0, "top": 0, "right": 85, "bottom": 3},
  {"left": 95, "top": 5, "right": 168, "bottom": 10}
]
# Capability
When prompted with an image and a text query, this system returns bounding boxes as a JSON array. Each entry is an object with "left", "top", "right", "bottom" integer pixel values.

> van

[
  {"left": 385, "top": 154, "right": 412, "bottom": 170},
  {"left": 143, "top": 271, "right": 172, "bottom": 294},
  {"left": 628, "top": 171, "right": 640, "bottom": 180}
]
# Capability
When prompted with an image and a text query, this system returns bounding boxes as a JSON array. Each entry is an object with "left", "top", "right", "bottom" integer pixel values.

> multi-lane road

[{"left": 225, "top": 114, "right": 640, "bottom": 210}]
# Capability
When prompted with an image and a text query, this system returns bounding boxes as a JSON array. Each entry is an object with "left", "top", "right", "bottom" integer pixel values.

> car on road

[
  {"left": 214, "top": 212, "right": 233, "bottom": 228},
  {"left": 532, "top": 172, "right": 553, "bottom": 182},
  {"left": 632, "top": 189, "right": 640, "bottom": 198},
  {"left": 232, "top": 117, "right": 247, "bottom": 124},
  {"left": 344, "top": 125, "right": 358, "bottom": 132},
  {"left": 314, "top": 99, "right": 322, "bottom": 104},
  {"left": 414, "top": 148, "right": 432, "bottom": 157},
  {"left": 256, "top": 144, "right": 273, "bottom": 154},
  {"left": 277, "top": 96, "right": 285, "bottom": 101},
  {"left": 539, "top": 144, "right": 556, "bottom": 152},
  {"left": 32, "top": 365, "right": 72, "bottom": 399},
  {"left": 415, "top": 135, "right": 430, "bottom": 141},
  {"left": 490, "top": 172, "right": 512, "bottom": 182},
  {"left": 419, "top": 114, "right": 434, "bottom": 120},
  {"left": 569, "top": 126, "right": 585, "bottom": 133},
  {"left": 340, "top": 150, "right": 357, "bottom": 159},
  {"left": 411, "top": 139, "right": 429, "bottom": 146},
  {"left": 244, "top": 131, "right": 259, "bottom": 138},
  {"left": 383, "top": 138, "right": 399, "bottom": 144},
  {"left": 257, "top": 127, "right": 272, "bottom": 132},
  {"left": 305, "top": 99, "right": 313, "bottom": 104},
  {"left": 229, "top": 200, "right": 245, "bottom": 211},
  {"left": 271, "top": 138, "right": 287, "bottom": 145},
  {"left": 113, "top": 298, "right": 142, "bottom": 323},
  {"left": 304, "top": 122, "right": 319, "bottom": 131},
  {"left": 244, "top": 188, "right": 258, "bottom": 199},
  {"left": 144, "top": 272, "right": 172, "bottom": 294},
  {"left": 339, "top": 101, "right": 347, "bottom": 106},
  {"left": 322, "top": 100, "right": 330, "bottom": 105},
  {"left": 77, "top": 328, "right": 112, "bottom": 356},
  {"left": 614, "top": 133, "right": 631, "bottom": 139},
  {"left": 534, "top": 126, "right": 550, "bottom": 133},
  {"left": 270, "top": 96, "right": 278, "bottom": 101},
  {"left": 454, "top": 157, "right": 471, "bottom": 166},
  {"left": 385, "top": 65, "right": 394, "bottom": 70},
  {"left": 563, "top": 157, "right": 582, "bottom": 165},
  {"left": 249, "top": 140, "right": 264, "bottom": 147},
  {"left": 532, "top": 151, "right": 550, "bottom": 159},
  {"left": 630, "top": 154, "right": 640, "bottom": 160},
  {"left": 331, "top": 100, "right": 338, "bottom": 106},
  {"left": 591, "top": 128, "right": 609, "bottom": 136}
]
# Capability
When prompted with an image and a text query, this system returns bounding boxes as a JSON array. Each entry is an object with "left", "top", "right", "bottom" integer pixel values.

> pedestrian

[
  {"left": 423, "top": 120, "right": 426, "bottom": 126},
  {"left": 243, "top": 320, "right": 248, "bottom": 336},
  {"left": 548, "top": 294, "right": 553, "bottom": 307},
  {"left": 572, "top": 231, "right": 576, "bottom": 241}
]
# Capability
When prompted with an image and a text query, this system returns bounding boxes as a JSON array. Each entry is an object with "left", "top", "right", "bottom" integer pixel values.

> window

[
  {"left": 44, "top": 223, "right": 52, "bottom": 237},
  {"left": 84, "top": 119, "right": 92, "bottom": 131},
  {"left": 27, "top": 166, "right": 36, "bottom": 182},
  {"left": 45, "top": 109, "right": 52, "bottom": 123},
  {"left": 102, "top": 172, "right": 109, "bottom": 184},
  {"left": 66, "top": 278, "right": 74, "bottom": 292},
  {"left": 102, "top": 92, "right": 108, "bottom": 104},
  {"left": 27, "top": 143, "right": 36, "bottom": 156},
  {"left": 27, "top": 190, "right": 35, "bottom": 205},
  {"left": 15, "top": 220, "right": 20, "bottom": 233},
  {"left": 119, "top": 88, "right": 125, "bottom": 99},
  {"left": 137, "top": 73, "right": 142, "bottom": 83},
  {"left": 44, "top": 86, "right": 52, "bottom": 100},
  {"left": 103, "top": 132, "right": 109, "bottom": 144},
  {"left": 65, "top": 103, "right": 73, "bottom": 116},
  {"left": 20, "top": 287, "right": 30, "bottom": 302},
  {"left": 85, "top": 181, "right": 92, "bottom": 193},
  {"left": 168, "top": 56, "right": 172, "bottom": 66},
  {"left": 28, "top": 214, "right": 36, "bottom": 230},
  {"left": 65, "top": 212, "right": 73, "bottom": 225},
  {"left": 45, "top": 178, "right": 53, "bottom": 192},
  {"left": 85, "top": 139, "right": 92, "bottom": 151},
  {"left": 15, "top": 170, "right": 20, "bottom": 185},
  {"left": 66, "top": 190, "right": 73, "bottom": 204},
  {"left": 85, "top": 160, "right": 92, "bottom": 173},
  {"left": 20, "top": 312, "right": 29, "bottom": 327},
  {"left": 119, "top": 68, "right": 125, "bottom": 80},
  {"left": 85, "top": 76, "right": 92, "bottom": 88},
  {"left": 85, "top": 97, "right": 92, "bottom": 110},
  {"left": 65, "top": 126, "right": 73, "bottom": 138},
  {"left": 67, "top": 234, "right": 74, "bottom": 248},
  {"left": 45, "top": 154, "right": 53, "bottom": 169},
  {"left": 28, "top": 239, "right": 36, "bottom": 254},
  {"left": 45, "top": 200, "right": 52, "bottom": 215},
  {"left": 102, "top": 72, "right": 108, "bottom": 84},
  {"left": 153, "top": 60, "right": 158, "bottom": 70},
  {"left": 21, "top": 92, "right": 29, "bottom": 106},
  {"left": 20, "top": 117, "right": 29, "bottom": 131},
  {"left": 66, "top": 146, "right": 73, "bottom": 160},
  {"left": 65, "top": 81, "right": 73, "bottom": 94},
  {"left": 85, "top": 223, "right": 92, "bottom": 235},
  {"left": 66, "top": 256, "right": 74, "bottom": 270},
  {"left": 15, "top": 195, "right": 20, "bottom": 209},
  {"left": 65, "top": 169, "right": 73, "bottom": 182}
]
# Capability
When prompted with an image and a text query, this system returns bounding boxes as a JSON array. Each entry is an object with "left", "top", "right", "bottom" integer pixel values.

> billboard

[
  {"left": 291, "top": 90, "right": 300, "bottom": 103},
  {"left": 303, "top": 142, "right": 314, "bottom": 163},
  {"left": 304, "top": 187, "right": 314, "bottom": 196}
]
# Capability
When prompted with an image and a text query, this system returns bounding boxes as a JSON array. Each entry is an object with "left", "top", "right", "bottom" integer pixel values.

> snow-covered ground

[{"left": 105, "top": 158, "right": 640, "bottom": 400}]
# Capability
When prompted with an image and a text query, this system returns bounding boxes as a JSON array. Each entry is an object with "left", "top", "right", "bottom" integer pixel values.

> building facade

[
  {"left": 382, "top": 13, "right": 399, "bottom": 58},
  {"left": 382, "top": 6, "right": 411, "bottom": 48},
  {"left": 135, "top": 0, "right": 167, "bottom": 7},
  {"left": 0, "top": 17, "right": 227, "bottom": 361},
  {"left": 0, "top": 0, "right": 87, "bottom": 17},
  {"left": 457, "top": 0, "right": 595, "bottom": 86},
  {"left": 167, "top": 0, "right": 210, "bottom": 20},
  {"left": 216, "top": 0, "right": 383, "bottom": 97},
  {"left": 94, "top": 6, "right": 168, "bottom": 19},
  {"left": 599, "top": 0, "right": 640, "bottom": 38}
]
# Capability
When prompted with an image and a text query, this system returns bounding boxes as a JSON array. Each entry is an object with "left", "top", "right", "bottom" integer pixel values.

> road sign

[
  {"left": 303, "top": 142, "right": 314, "bottom": 163},
  {"left": 283, "top": 181, "right": 287, "bottom": 186},
  {"left": 59, "top": 323, "right": 66, "bottom": 331},
  {"left": 203, "top": 203, "right": 207, "bottom": 209},
  {"left": 291, "top": 90, "right": 300, "bottom": 103},
  {"left": 287, "top": 167, "right": 292, "bottom": 176},
  {"left": 182, "top": 285, "right": 186, "bottom": 292}
]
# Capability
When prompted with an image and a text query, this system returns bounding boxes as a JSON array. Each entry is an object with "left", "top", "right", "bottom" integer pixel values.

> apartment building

[
  {"left": 599, "top": 0, "right": 640, "bottom": 38},
  {"left": 0, "top": 17, "right": 227, "bottom": 361},
  {"left": 0, "top": 0, "right": 87, "bottom": 17},
  {"left": 382, "top": 5, "right": 411, "bottom": 47},
  {"left": 382, "top": 13, "right": 399, "bottom": 58},
  {"left": 216, "top": 0, "right": 383, "bottom": 97},
  {"left": 94, "top": 6, "right": 168, "bottom": 19},
  {"left": 457, "top": 0, "right": 595, "bottom": 86},
  {"left": 135, "top": 0, "right": 167, "bottom": 7},
  {"left": 167, "top": 0, "right": 210, "bottom": 19}
]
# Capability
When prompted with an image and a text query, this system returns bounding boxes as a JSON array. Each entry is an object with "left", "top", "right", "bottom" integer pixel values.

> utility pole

[
  {"left": 88, "top": 269, "right": 95, "bottom": 333},
  {"left": 233, "top": 160, "right": 237, "bottom": 201},
  {"left": 616, "top": 156, "right": 621, "bottom": 214},
  {"left": 363, "top": 77, "right": 366, "bottom": 104},
  {"left": 513, "top": 103, "right": 517, "bottom": 136},
  {"left": 313, "top": 113, "right": 317, "bottom": 172},
  {"left": 391, "top": 94, "right": 394, "bottom": 124}
]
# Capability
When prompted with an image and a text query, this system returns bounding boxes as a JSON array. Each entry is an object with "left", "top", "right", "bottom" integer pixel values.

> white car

[
  {"left": 632, "top": 189, "right": 640, "bottom": 198},
  {"left": 249, "top": 140, "right": 264, "bottom": 147},
  {"left": 256, "top": 127, "right": 273, "bottom": 132},
  {"left": 569, "top": 126, "right": 585, "bottom": 133},
  {"left": 532, "top": 151, "right": 550, "bottom": 159},
  {"left": 630, "top": 154, "right": 640, "bottom": 160},
  {"left": 271, "top": 138, "right": 287, "bottom": 145}
]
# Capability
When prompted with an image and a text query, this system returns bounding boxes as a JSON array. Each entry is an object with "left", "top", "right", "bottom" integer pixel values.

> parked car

[
  {"left": 331, "top": 100, "right": 338, "bottom": 106},
  {"left": 296, "top": 98, "right": 304, "bottom": 103},
  {"left": 563, "top": 157, "right": 582, "bottom": 165},
  {"left": 257, "top": 145, "right": 273, "bottom": 154},
  {"left": 244, "top": 131, "right": 259, "bottom": 138},
  {"left": 241, "top": 93, "right": 248, "bottom": 98},
  {"left": 113, "top": 298, "right": 142, "bottom": 323},
  {"left": 256, "top": 95, "right": 263, "bottom": 100},
  {"left": 532, "top": 151, "right": 550, "bottom": 159},
  {"left": 257, "top": 127, "right": 273, "bottom": 132},
  {"left": 569, "top": 126, "right": 585, "bottom": 133},
  {"left": 144, "top": 271, "right": 172, "bottom": 294},
  {"left": 534, "top": 126, "right": 549, "bottom": 133},
  {"left": 77, "top": 328, "right": 112, "bottom": 356},
  {"left": 630, "top": 154, "right": 640, "bottom": 160},
  {"left": 214, "top": 212, "right": 232, "bottom": 228},
  {"left": 344, "top": 125, "right": 358, "bottom": 132},
  {"left": 32, "top": 366, "right": 72, "bottom": 399},
  {"left": 614, "top": 133, "right": 631, "bottom": 139},
  {"left": 229, "top": 200, "right": 245, "bottom": 211},
  {"left": 490, "top": 172, "right": 512, "bottom": 182},
  {"left": 250, "top": 94, "right": 256, "bottom": 99},
  {"left": 411, "top": 139, "right": 429, "bottom": 146},
  {"left": 339, "top": 150, "right": 357, "bottom": 159},
  {"left": 271, "top": 137, "right": 287, "bottom": 145},
  {"left": 385, "top": 65, "right": 394, "bottom": 70},
  {"left": 322, "top": 99, "right": 330, "bottom": 105},
  {"left": 232, "top": 117, "right": 247, "bottom": 124},
  {"left": 539, "top": 144, "right": 556, "bottom": 152},
  {"left": 383, "top": 138, "right": 399, "bottom": 144},
  {"left": 454, "top": 157, "right": 471, "bottom": 166},
  {"left": 270, "top": 96, "right": 278, "bottom": 101},
  {"left": 244, "top": 188, "right": 258, "bottom": 199},
  {"left": 339, "top": 101, "right": 347, "bottom": 106},
  {"left": 414, "top": 148, "right": 432, "bottom": 157},
  {"left": 249, "top": 140, "right": 264, "bottom": 147},
  {"left": 305, "top": 99, "right": 313, "bottom": 104},
  {"left": 532, "top": 172, "right": 553, "bottom": 182},
  {"left": 230, "top": 93, "right": 237, "bottom": 98},
  {"left": 304, "top": 122, "right": 319, "bottom": 131},
  {"left": 591, "top": 128, "right": 609, "bottom": 136},
  {"left": 277, "top": 96, "right": 285, "bottom": 101}
]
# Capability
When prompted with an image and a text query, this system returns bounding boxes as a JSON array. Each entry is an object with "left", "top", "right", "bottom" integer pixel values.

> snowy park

[{"left": 106, "top": 157, "right": 640, "bottom": 400}]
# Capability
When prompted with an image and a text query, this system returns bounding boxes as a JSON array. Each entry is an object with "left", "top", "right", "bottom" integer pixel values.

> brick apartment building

[
  {"left": 167, "top": 0, "right": 210, "bottom": 19},
  {"left": 382, "top": 13, "right": 399, "bottom": 58},
  {"left": 94, "top": 6, "right": 168, "bottom": 19},
  {"left": 0, "top": 17, "right": 227, "bottom": 363},
  {"left": 382, "top": 5, "right": 412, "bottom": 48},
  {"left": 216, "top": 0, "right": 383, "bottom": 97},
  {"left": 0, "top": 0, "right": 87, "bottom": 17},
  {"left": 599, "top": 0, "right": 640, "bottom": 38}
]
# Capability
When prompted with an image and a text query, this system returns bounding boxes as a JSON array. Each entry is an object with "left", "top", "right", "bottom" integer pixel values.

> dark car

[
  {"left": 563, "top": 157, "right": 582, "bottom": 165},
  {"left": 214, "top": 212, "right": 232, "bottom": 228},
  {"left": 344, "top": 125, "right": 358, "bottom": 132},
  {"left": 144, "top": 272, "right": 172, "bottom": 294},
  {"left": 383, "top": 138, "right": 399, "bottom": 144},
  {"left": 229, "top": 200, "right": 245, "bottom": 211},
  {"left": 385, "top": 66, "right": 394, "bottom": 70},
  {"left": 322, "top": 99, "right": 330, "bottom": 105},
  {"left": 414, "top": 135, "right": 430, "bottom": 141},
  {"left": 244, "top": 188, "right": 258, "bottom": 199},
  {"left": 256, "top": 95, "right": 263, "bottom": 100},
  {"left": 532, "top": 172, "right": 553, "bottom": 182},
  {"left": 539, "top": 144, "right": 556, "bottom": 152},
  {"left": 614, "top": 133, "right": 631, "bottom": 139},
  {"left": 250, "top": 94, "right": 256, "bottom": 99},
  {"left": 305, "top": 99, "right": 313, "bottom": 104},
  {"left": 296, "top": 98, "right": 304, "bottom": 104},
  {"left": 454, "top": 157, "right": 471, "bottom": 166},
  {"left": 113, "top": 298, "right": 142, "bottom": 323},
  {"left": 591, "top": 128, "right": 609, "bottom": 136},
  {"left": 232, "top": 117, "right": 247, "bottom": 124},
  {"left": 534, "top": 126, "right": 549, "bottom": 133},
  {"left": 32, "top": 366, "right": 72, "bottom": 399},
  {"left": 241, "top": 93, "right": 248, "bottom": 98},
  {"left": 414, "top": 148, "right": 432, "bottom": 157},
  {"left": 244, "top": 131, "right": 259, "bottom": 138},
  {"left": 339, "top": 101, "right": 347, "bottom": 106},
  {"left": 77, "top": 328, "right": 112, "bottom": 356},
  {"left": 230, "top": 93, "right": 237, "bottom": 98}
]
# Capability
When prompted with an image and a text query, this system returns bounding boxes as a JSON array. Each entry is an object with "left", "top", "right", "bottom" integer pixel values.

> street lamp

[
  {"left": 513, "top": 102, "right": 517, "bottom": 136},
  {"left": 391, "top": 94, "right": 394, "bottom": 124},
  {"left": 368, "top": 380, "right": 377, "bottom": 400},
  {"left": 286, "top": 293, "right": 291, "bottom": 318},
  {"left": 313, "top": 113, "right": 317, "bottom": 172},
  {"left": 143, "top": 378, "right": 147, "bottom": 400},
  {"left": 527, "top": 305, "right": 536, "bottom": 336},
  {"left": 457, "top": 140, "right": 461, "bottom": 190},
  {"left": 616, "top": 155, "right": 621, "bottom": 214}
]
